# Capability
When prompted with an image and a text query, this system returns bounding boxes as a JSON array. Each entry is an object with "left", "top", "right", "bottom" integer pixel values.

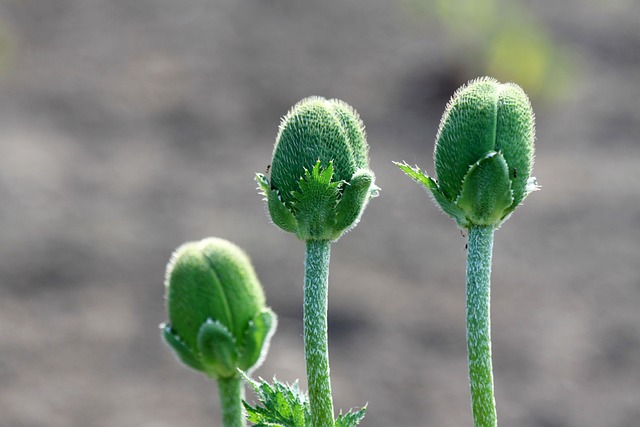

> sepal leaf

[
  {"left": 456, "top": 151, "right": 514, "bottom": 226},
  {"left": 161, "top": 324, "right": 205, "bottom": 372},
  {"left": 197, "top": 319, "right": 238, "bottom": 379},
  {"left": 394, "top": 161, "right": 438, "bottom": 191},
  {"left": 257, "top": 173, "right": 298, "bottom": 234},
  {"left": 395, "top": 161, "right": 468, "bottom": 227},
  {"left": 334, "top": 169, "right": 375, "bottom": 238},
  {"left": 238, "top": 308, "right": 277, "bottom": 373}
]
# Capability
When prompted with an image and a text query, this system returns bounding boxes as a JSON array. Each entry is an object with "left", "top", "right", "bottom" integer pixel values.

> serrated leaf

[
  {"left": 394, "top": 161, "right": 438, "bottom": 191},
  {"left": 394, "top": 161, "right": 469, "bottom": 227},
  {"left": 243, "top": 376, "right": 310, "bottom": 427},
  {"left": 256, "top": 172, "right": 271, "bottom": 196},
  {"left": 335, "top": 406, "right": 367, "bottom": 427},
  {"left": 291, "top": 160, "right": 341, "bottom": 240},
  {"left": 256, "top": 173, "right": 299, "bottom": 234}
]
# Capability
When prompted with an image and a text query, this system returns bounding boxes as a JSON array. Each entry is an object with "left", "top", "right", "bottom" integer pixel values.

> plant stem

[
  {"left": 217, "top": 376, "right": 246, "bottom": 427},
  {"left": 465, "top": 225, "right": 497, "bottom": 427},
  {"left": 304, "top": 239, "right": 335, "bottom": 427}
]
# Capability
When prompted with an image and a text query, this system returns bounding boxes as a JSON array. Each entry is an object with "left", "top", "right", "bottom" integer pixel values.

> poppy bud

[
  {"left": 397, "top": 77, "right": 538, "bottom": 228},
  {"left": 257, "top": 97, "right": 378, "bottom": 241},
  {"left": 162, "top": 238, "right": 276, "bottom": 379}
]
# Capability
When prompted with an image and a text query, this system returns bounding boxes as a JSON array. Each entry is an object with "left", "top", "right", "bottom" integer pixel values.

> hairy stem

[
  {"left": 466, "top": 225, "right": 497, "bottom": 427},
  {"left": 217, "top": 376, "right": 246, "bottom": 427},
  {"left": 304, "top": 239, "right": 335, "bottom": 427}
]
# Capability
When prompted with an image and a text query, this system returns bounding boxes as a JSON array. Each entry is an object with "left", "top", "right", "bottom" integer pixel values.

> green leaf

[
  {"left": 333, "top": 169, "right": 374, "bottom": 239},
  {"left": 394, "top": 161, "right": 438, "bottom": 191},
  {"left": 243, "top": 376, "right": 310, "bottom": 427},
  {"left": 395, "top": 161, "right": 469, "bottom": 227},
  {"left": 335, "top": 406, "right": 367, "bottom": 427},
  {"left": 238, "top": 308, "right": 277, "bottom": 373},
  {"left": 197, "top": 320, "right": 238, "bottom": 379},
  {"left": 161, "top": 324, "right": 205, "bottom": 372}
]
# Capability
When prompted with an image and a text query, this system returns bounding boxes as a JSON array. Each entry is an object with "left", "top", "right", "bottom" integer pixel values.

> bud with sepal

[
  {"left": 257, "top": 96, "right": 379, "bottom": 241},
  {"left": 396, "top": 77, "right": 538, "bottom": 229},
  {"left": 161, "top": 237, "right": 276, "bottom": 380}
]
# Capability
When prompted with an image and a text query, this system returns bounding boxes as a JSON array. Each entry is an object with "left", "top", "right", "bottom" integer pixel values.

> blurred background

[{"left": 1, "top": 0, "right": 639, "bottom": 426}]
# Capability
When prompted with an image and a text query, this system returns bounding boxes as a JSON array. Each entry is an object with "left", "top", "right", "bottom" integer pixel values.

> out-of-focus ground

[{"left": 1, "top": 1, "right": 639, "bottom": 426}]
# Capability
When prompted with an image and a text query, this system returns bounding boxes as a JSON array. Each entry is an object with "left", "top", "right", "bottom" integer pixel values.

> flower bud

[
  {"left": 257, "top": 97, "right": 378, "bottom": 241},
  {"left": 161, "top": 238, "right": 276, "bottom": 379},
  {"left": 397, "top": 77, "right": 538, "bottom": 228}
]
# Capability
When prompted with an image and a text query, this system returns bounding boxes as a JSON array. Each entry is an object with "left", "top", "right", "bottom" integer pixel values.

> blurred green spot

[
  {"left": 487, "top": 28, "right": 550, "bottom": 96},
  {"left": 407, "top": 0, "right": 576, "bottom": 101}
]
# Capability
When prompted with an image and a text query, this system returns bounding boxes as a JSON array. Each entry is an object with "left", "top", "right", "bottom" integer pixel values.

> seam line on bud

[
  {"left": 490, "top": 87, "right": 499, "bottom": 154},
  {"left": 202, "top": 251, "right": 234, "bottom": 336}
]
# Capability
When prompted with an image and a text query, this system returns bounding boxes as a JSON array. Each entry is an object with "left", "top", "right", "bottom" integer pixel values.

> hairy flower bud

[
  {"left": 161, "top": 238, "right": 276, "bottom": 379},
  {"left": 257, "top": 97, "right": 378, "bottom": 241},
  {"left": 397, "top": 77, "right": 538, "bottom": 228}
]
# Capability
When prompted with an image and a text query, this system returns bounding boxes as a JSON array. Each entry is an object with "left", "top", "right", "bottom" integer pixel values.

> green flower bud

[
  {"left": 396, "top": 77, "right": 538, "bottom": 228},
  {"left": 161, "top": 238, "right": 277, "bottom": 379},
  {"left": 257, "top": 96, "right": 378, "bottom": 241}
]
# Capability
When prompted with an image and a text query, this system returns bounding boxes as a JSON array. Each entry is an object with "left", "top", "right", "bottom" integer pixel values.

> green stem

[
  {"left": 304, "top": 239, "right": 335, "bottom": 427},
  {"left": 466, "top": 225, "right": 497, "bottom": 427},
  {"left": 217, "top": 376, "right": 246, "bottom": 427}
]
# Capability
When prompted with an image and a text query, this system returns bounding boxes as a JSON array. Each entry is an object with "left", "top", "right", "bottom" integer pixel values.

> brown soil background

[{"left": 1, "top": 1, "right": 639, "bottom": 426}]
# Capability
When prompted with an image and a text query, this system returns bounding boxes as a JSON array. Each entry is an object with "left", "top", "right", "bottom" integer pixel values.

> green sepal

[
  {"left": 238, "top": 308, "right": 278, "bottom": 373},
  {"left": 161, "top": 323, "right": 205, "bottom": 372},
  {"left": 335, "top": 406, "right": 367, "bottom": 427},
  {"left": 292, "top": 160, "right": 341, "bottom": 240},
  {"left": 456, "top": 151, "right": 514, "bottom": 227},
  {"left": 395, "top": 161, "right": 468, "bottom": 227},
  {"left": 197, "top": 319, "right": 239, "bottom": 379},
  {"left": 499, "top": 176, "right": 540, "bottom": 223},
  {"left": 333, "top": 169, "right": 375, "bottom": 239},
  {"left": 257, "top": 173, "right": 298, "bottom": 234}
]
